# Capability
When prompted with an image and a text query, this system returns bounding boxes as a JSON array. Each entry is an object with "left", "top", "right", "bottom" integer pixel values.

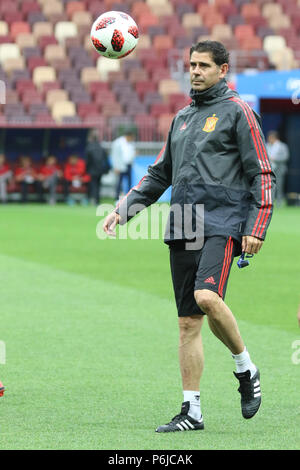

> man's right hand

[{"left": 103, "top": 211, "right": 121, "bottom": 237}]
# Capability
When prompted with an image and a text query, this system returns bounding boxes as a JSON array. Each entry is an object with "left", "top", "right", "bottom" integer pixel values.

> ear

[{"left": 219, "top": 63, "right": 229, "bottom": 78}]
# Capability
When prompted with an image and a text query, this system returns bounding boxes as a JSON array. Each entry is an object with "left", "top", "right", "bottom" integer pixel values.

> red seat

[
  {"left": 16, "top": 79, "right": 36, "bottom": 95},
  {"left": 88, "top": 81, "right": 110, "bottom": 97},
  {"left": 27, "top": 57, "right": 48, "bottom": 72},
  {"left": 10, "top": 22, "right": 31, "bottom": 39},
  {"left": 22, "top": 2, "right": 41, "bottom": 16},
  {"left": 134, "top": 114, "right": 156, "bottom": 141},
  {"left": 38, "top": 36, "right": 58, "bottom": 50},
  {"left": 135, "top": 81, "right": 157, "bottom": 99},
  {"left": 150, "top": 103, "right": 172, "bottom": 118},
  {"left": 240, "top": 36, "right": 262, "bottom": 50},
  {"left": 235, "top": 24, "right": 255, "bottom": 41},
  {"left": 77, "top": 103, "right": 99, "bottom": 118},
  {"left": 4, "top": 12, "right": 24, "bottom": 24}
]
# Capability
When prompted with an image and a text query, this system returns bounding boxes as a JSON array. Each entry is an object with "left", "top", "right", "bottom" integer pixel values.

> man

[
  {"left": 85, "top": 128, "right": 110, "bottom": 205},
  {"left": 38, "top": 155, "right": 62, "bottom": 205},
  {"left": 111, "top": 129, "right": 136, "bottom": 202},
  {"left": 0, "top": 154, "right": 12, "bottom": 203},
  {"left": 63, "top": 154, "right": 90, "bottom": 205},
  {"left": 103, "top": 41, "right": 275, "bottom": 432},
  {"left": 15, "top": 155, "right": 43, "bottom": 203},
  {"left": 266, "top": 130, "right": 289, "bottom": 207}
]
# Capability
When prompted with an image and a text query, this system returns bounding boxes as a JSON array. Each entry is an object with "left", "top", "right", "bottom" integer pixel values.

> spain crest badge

[{"left": 202, "top": 114, "right": 219, "bottom": 133}]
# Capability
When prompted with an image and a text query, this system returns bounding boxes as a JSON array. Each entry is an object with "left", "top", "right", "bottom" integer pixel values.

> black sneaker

[
  {"left": 155, "top": 402, "right": 204, "bottom": 433},
  {"left": 234, "top": 369, "right": 261, "bottom": 419}
]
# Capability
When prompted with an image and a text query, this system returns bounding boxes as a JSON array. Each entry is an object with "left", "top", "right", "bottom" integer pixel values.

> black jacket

[
  {"left": 86, "top": 140, "right": 109, "bottom": 176},
  {"left": 117, "top": 79, "right": 276, "bottom": 244}
]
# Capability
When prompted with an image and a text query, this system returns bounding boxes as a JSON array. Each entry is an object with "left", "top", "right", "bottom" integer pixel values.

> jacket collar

[{"left": 189, "top": 78, "right": 235, "bottom": 106}]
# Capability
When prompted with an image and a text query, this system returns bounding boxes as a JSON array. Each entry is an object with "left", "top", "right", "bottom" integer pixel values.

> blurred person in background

[
  {"left": 111, "top": 129, "right": 136, "bottom": 203},
  {"left": 85, "top": 128, "right": 110, "bottom": 205},
  {"left": 15, "top": 155, "right": 43, "bottom": 203},
  {"left": 38, "top": 155, "right": 62, "bottom": 205},
  {"left": 297, "top": 304, "right": 300, "bottom": 327},
  {"left": 0, "top": 154, "right": 12, "bottom": 203},
  {"left": 266, "top": 131, "right": 289, "bottom": 207},
  {"left": 63, "top": 154, "right": 90, "bottom": 206}
]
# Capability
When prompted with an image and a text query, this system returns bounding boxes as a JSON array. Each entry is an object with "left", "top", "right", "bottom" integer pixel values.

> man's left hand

[{"left": 242, "top": 235, "right": 263, "bottom": 254}]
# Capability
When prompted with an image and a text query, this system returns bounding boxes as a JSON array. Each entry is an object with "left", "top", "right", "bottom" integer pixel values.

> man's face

[
  {"left": 190, "top": 51, "right": 228, "bottom": 92},
  {"left": 267, "top": 134, "right": 276, "bottom": 144}
]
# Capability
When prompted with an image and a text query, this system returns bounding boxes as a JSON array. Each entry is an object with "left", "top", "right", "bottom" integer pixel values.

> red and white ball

[{"left": 90, "top": 11, "right": 139, "bottom": 59}]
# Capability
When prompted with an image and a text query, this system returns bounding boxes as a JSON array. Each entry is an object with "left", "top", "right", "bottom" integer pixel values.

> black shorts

[{"left": 169, "top": 236, "right": 241, "bottom": 317}]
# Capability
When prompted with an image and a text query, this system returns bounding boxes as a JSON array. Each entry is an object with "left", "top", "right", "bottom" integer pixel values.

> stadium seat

[
  {"left": 263, "top": 35, "right": 287, "bottom": 53},
  {"left": 211, "top": 24, "right": 233, "bottom": 40},
  {"left": 157, "top": 113, "right": 174, "bottom": 140},
  {"left": 203, "top": 13, "right": 225, "bottom": 29},
  {"left": 4, "top": 13, "right": 24, "bottom": 25},
  {"left": 71, "top": 11, "right": 92, "bottom": 28},
  {"left": 151, "top": 2, "right": 174, "bottom": 16},
  {"left": 33, "top": 65, "right": 56, "bottom": 87},
  {"left": 127, "top": 68, "right": 148, "bottom": 84},
  {"left": 101, "top": 102, "right": 123, "bottom": 118},
  {"left": 54, "top": 22, "right": 78, "bottom": 43},
  {"left": 77, "top": 102, "right": 99, "bottom": 118},
  {"left": 131, "top": 2, "right": 153, "bottom": 17},
  {"left": 0, "top": 44, "right": 21, "bottom": 64},
  {"left": 134, "top": 114, "right": 156, "bottom": 141},
  {"left": 44, "top": 44, "right": 66, "bottom": 62},
  {"left": 42, "top": 2, "right": 64, "bottom": 18},
  {"left": 5, "top": 89, "right": 19, "bottom": 104},
  {"left": 80, "top": 67, "right": 101, "bottom": 86},
  {"left": 137, "top": 13, "right": 159, "bottom": 32},
  {"left": 240, "top": 36, "right": 263, "bottom": 50},
  {"left": 153, "top": 35, "right": 174, "bottom": 51},
  {"left": 46, "top": 89, "right": 69, "bottom": 108},
  {"left": 27, "top": 57, "right": 47, "bottom": 72},
  {"left": 235, "top": 24, "right": 255, "bottom": 41},
  {"left": 150, "top": 102, "right": 172, "bottom": 118},
  {"left": 241, "top": 4, "right": 261, "bottom": 19},
  {"left": 182, "top": 13, "right": 202, "bottom": 32},
  {"left": 27, "top": 12, "right": 46, "bottom": 26},
  {"left": 51, "top": 100, "right": 76, "bottom": 122},
  {"left": 268, "top": 47, "right": 296, "bottom": 70},
  {"left": 262, "top": 3, "right": 283, "bottom": 19},
  {"left": 158, "top": 79, "right": 181, "bottom": 100},
  {"left": 33, "top": 22, "right": 53, "bottom": 40},
  {"left": 15, "top": 33, "right": 37, "bottom": 50},
  {"left": 66, "top": 1, "right": 85, "bottom": 18},
  {"left": 96, "top": 57, "right": 120, "bottom": 81},
  {"left": 2, "top": 57, "right": 25, "bottom": 75},
  {"left": 0, "top": 1, "right": 18, "bottom": 14},
  {"left": 0, "top": 21, "right": 9, "bottom": 36},
  {"left": 22, "top": 2, "right": 41, "bottom": 17},
  {"left": 268, "top": 15, "right": 291, "bottom": 31}
]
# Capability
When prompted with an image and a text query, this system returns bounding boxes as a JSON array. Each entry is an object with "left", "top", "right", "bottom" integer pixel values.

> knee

[
  {"left": 194, "top": 289, "right": 220, "bottom": 317},
  {"left": 179, "top": 316, "right": 203, "bottom": 342}
]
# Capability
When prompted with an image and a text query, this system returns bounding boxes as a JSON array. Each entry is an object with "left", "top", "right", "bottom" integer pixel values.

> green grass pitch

[{"left": 0, "top": 203, "right": 299, "bottom": 450}]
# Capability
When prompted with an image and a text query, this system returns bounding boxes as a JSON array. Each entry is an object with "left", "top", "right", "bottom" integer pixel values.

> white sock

[
  {"left": 183, "top": 390, "right": 202, "bottom": 421},
  {"left": 232, "top": 347, "right": 257, "bottom": 378}
]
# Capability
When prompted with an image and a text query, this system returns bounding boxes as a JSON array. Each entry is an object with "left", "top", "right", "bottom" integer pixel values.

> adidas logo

[
  {"left": 204, "top": 276, "right": 216, "bottom": 285},
  {"left": 253, "top": 379, "right": 261, "bottom": 398},
  {"left": 176, "top": 419, "right": 197, "bottom": 431}
]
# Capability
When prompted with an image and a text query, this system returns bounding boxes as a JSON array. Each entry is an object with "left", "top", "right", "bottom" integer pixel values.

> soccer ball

[{"left": 90, "top": 11, "right": 139, "bottom": 59}]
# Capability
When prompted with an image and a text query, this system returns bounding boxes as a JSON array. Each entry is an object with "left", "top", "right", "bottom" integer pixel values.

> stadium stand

[{"left": 0, "top": 0, "right": 300, "bottom": 142}]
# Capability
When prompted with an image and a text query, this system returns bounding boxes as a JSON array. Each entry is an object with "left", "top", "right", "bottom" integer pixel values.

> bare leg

[
  {"left": 194, "top": 289, "right": 244, "bottom": 355},
  {"left": 178, "top": 314, "right": 205, "bottom": 390}
]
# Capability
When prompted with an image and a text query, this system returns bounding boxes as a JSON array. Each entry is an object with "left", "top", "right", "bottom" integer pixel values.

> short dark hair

[{"left": 190, "top": 40, "right": 230, "bottom": 66}]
